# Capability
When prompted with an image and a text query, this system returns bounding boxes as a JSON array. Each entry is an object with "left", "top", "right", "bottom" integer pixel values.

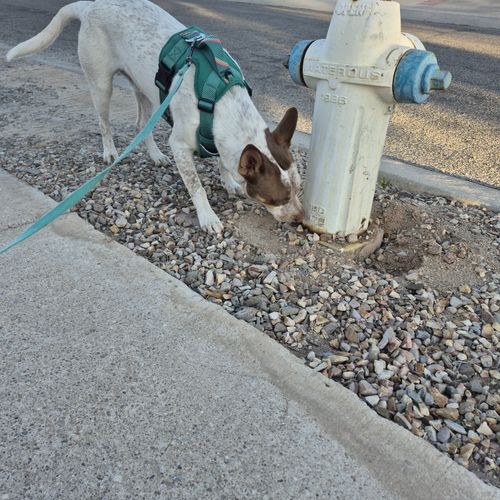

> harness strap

[
  {"left": 198, "top": 70, "right": 224, "bottom": 156},
  {"left": 156, "top": 26, "right": 252, "bottom": 158},
  {"left": 161, "top": 38, "right": 189, "bottom": 68}
]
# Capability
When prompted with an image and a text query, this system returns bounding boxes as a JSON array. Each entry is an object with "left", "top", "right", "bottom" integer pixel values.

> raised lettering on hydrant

[{"left": 286, "top": 0, "right": 451, "bottom": 235}]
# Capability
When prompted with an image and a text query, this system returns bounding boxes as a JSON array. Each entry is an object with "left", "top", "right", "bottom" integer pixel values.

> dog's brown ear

[
  {"left": 239, "top": 144, "right": 263, "bottom": 182},
  {"left": 271, "top": 107, "right": 298, "bottom": 146},
  {"left": 265, "top": 107, "right": 298, "bottom": 170}
]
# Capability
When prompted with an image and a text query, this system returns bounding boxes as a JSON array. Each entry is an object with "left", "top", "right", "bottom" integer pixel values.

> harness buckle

[{"left": 198, "top": 98, "right": 216, "bottom": 113}]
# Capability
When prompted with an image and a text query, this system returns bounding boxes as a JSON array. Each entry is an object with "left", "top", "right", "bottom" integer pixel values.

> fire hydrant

[{"left": 286, "top": 0, "right": 451, "bottom": 235}]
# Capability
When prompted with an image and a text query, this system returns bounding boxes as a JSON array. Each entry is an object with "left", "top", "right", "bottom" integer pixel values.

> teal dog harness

[{"left": 155, "top": 26, "right": 252, "bottom": 158}]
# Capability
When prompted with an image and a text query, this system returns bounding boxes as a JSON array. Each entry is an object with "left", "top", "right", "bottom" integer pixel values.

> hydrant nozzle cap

[
  {"left": 394, "top": 49, "right": 452, "bottom": 104},
  {"left": 288, "top": 39, "right": 315, "bottom": 87}
]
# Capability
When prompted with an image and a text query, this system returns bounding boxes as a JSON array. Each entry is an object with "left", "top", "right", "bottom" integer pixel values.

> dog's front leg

[
  {"left": 169, "top": 139, "right": 223, "bottom": 234},
  {"left": 218, "top": 159, "right": 245, "bottom": 197}
]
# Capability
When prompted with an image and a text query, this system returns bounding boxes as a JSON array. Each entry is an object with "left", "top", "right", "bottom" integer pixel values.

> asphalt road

[{"left": 1, "top": 0, "right": 499, "bottom": 187}]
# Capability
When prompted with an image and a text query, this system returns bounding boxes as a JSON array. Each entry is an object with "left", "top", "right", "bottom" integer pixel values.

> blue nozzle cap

[
  {"left": 394, "top": 49, "right": 452, "bottom": 104},
  {"left": 288, "top": 39, "right": 314, "bottom": 87}
]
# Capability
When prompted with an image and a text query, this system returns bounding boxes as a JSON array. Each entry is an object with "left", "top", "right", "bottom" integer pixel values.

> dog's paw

[
  {"left": 198, "top": 209, "right": 223, "bottom": 235},
  {"left": 103, "top": 148, "right": 119, "bottom": 164},
  {"left": 151, "top": 153, "right": 169, "bottom": 167},
  {"left": 222, "top": 175, "right": 245, "bottom": 197}
]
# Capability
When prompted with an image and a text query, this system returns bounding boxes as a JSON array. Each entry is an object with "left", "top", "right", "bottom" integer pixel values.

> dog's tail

[{"left": 6, "top": 1, "right": 92, "bottom": 61}]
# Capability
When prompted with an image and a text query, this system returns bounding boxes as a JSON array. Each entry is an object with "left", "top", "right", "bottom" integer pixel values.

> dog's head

[{"left": 238, "top": 108, "right": 304, "bottom": 224}]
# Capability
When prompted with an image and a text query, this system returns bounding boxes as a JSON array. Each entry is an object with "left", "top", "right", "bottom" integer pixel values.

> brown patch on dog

[
  {"left": 265, "top": 107, "right": 298, "bottom": 170},
  {"left": 238, "top": 145, "right": 291, "bottom": 207}
]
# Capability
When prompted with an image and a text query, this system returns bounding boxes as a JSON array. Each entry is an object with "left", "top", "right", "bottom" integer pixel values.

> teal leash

[{"left": 0, "top": 62, "right": 190, "bottom": 256}]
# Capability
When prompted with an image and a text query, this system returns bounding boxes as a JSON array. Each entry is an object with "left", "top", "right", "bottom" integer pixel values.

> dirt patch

[
  {"left": 235, "top": 195, "right": 499, "bottom": 294},
  {"left": 371, "top": 196, "right": 498, "bottom": 289},
  {"left": 236, "top": 211, "right": 284, "bottom": 257}
]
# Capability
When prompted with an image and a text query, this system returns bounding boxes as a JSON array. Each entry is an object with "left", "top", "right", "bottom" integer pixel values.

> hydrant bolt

[{"left": 430, "top": 69, "right": 452, "bottom": 91}]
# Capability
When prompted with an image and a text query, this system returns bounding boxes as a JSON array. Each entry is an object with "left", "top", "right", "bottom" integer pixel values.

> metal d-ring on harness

[
  {"left": 155, "top": 26, "right": 252, "bottom": 158},
  {"left": 0, "top": 48, "right": 195, "bottom": 255}
]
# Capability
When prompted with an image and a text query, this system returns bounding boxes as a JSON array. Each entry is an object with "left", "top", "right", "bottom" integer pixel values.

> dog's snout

[{"left": 293, "top": 208, "right": 305, "bottom": 223}]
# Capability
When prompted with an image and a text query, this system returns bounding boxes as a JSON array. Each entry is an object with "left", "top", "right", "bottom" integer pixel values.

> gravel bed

[{"left": 1, "top": 126, "right": 499, "bottom": 487}]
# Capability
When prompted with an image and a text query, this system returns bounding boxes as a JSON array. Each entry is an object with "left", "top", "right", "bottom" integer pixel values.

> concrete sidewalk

[
  {"left": 224, "top": 0, "right": 500, "bottom": 29},
  {"left": 1, "top": 171, "right": 498, "bottom": 499}
]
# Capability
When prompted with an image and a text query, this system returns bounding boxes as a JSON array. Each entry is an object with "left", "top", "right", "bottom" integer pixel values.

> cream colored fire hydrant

[{"left": 286, "top": 0, "right": 451, "bottom": 235}]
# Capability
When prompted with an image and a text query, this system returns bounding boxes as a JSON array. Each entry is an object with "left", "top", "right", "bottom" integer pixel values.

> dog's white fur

[{"left": 7, "top": 0, "right": 303, "bottom": 233}]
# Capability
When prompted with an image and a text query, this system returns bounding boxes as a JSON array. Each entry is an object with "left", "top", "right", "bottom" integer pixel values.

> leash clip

[
  {"left": 185, "top": 45, "right": 195, "bottom": 66},
  {"left": 185, "top": 33, "right": 207, "bottom": 45},
  {"left": 185, "top": 35, "right": 202, "bottom": 65},
  {"left": 185, "top": 32, "right": 210, "bottom": 65}
]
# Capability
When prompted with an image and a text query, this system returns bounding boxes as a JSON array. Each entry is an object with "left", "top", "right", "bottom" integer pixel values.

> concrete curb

[
  {"left": 1, "top": 169, "right": 498, "bottom": 499},
  {"left": 288, "top": 128, "right": 500, "bottom": 213}
]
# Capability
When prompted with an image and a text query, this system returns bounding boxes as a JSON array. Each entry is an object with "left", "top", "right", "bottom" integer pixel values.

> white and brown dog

[{"left": 7, "top": 0, "right": 304, "bottom": 233}]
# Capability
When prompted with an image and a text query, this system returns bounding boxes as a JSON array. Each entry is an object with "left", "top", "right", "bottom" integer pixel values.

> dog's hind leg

[
  {"left": 134, "top": 90, "right": 145, "bottom": 130},
  {"left": 78, "top": 40, "right": 118, "bottom": 164},
  {"left": 134, "top": 91, "right": 168, "bottom": 167}
]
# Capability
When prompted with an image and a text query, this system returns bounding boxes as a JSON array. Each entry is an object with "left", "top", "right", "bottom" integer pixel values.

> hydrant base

[{"left": 317, "top": 225, "right": 384, "bottom": 260}]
